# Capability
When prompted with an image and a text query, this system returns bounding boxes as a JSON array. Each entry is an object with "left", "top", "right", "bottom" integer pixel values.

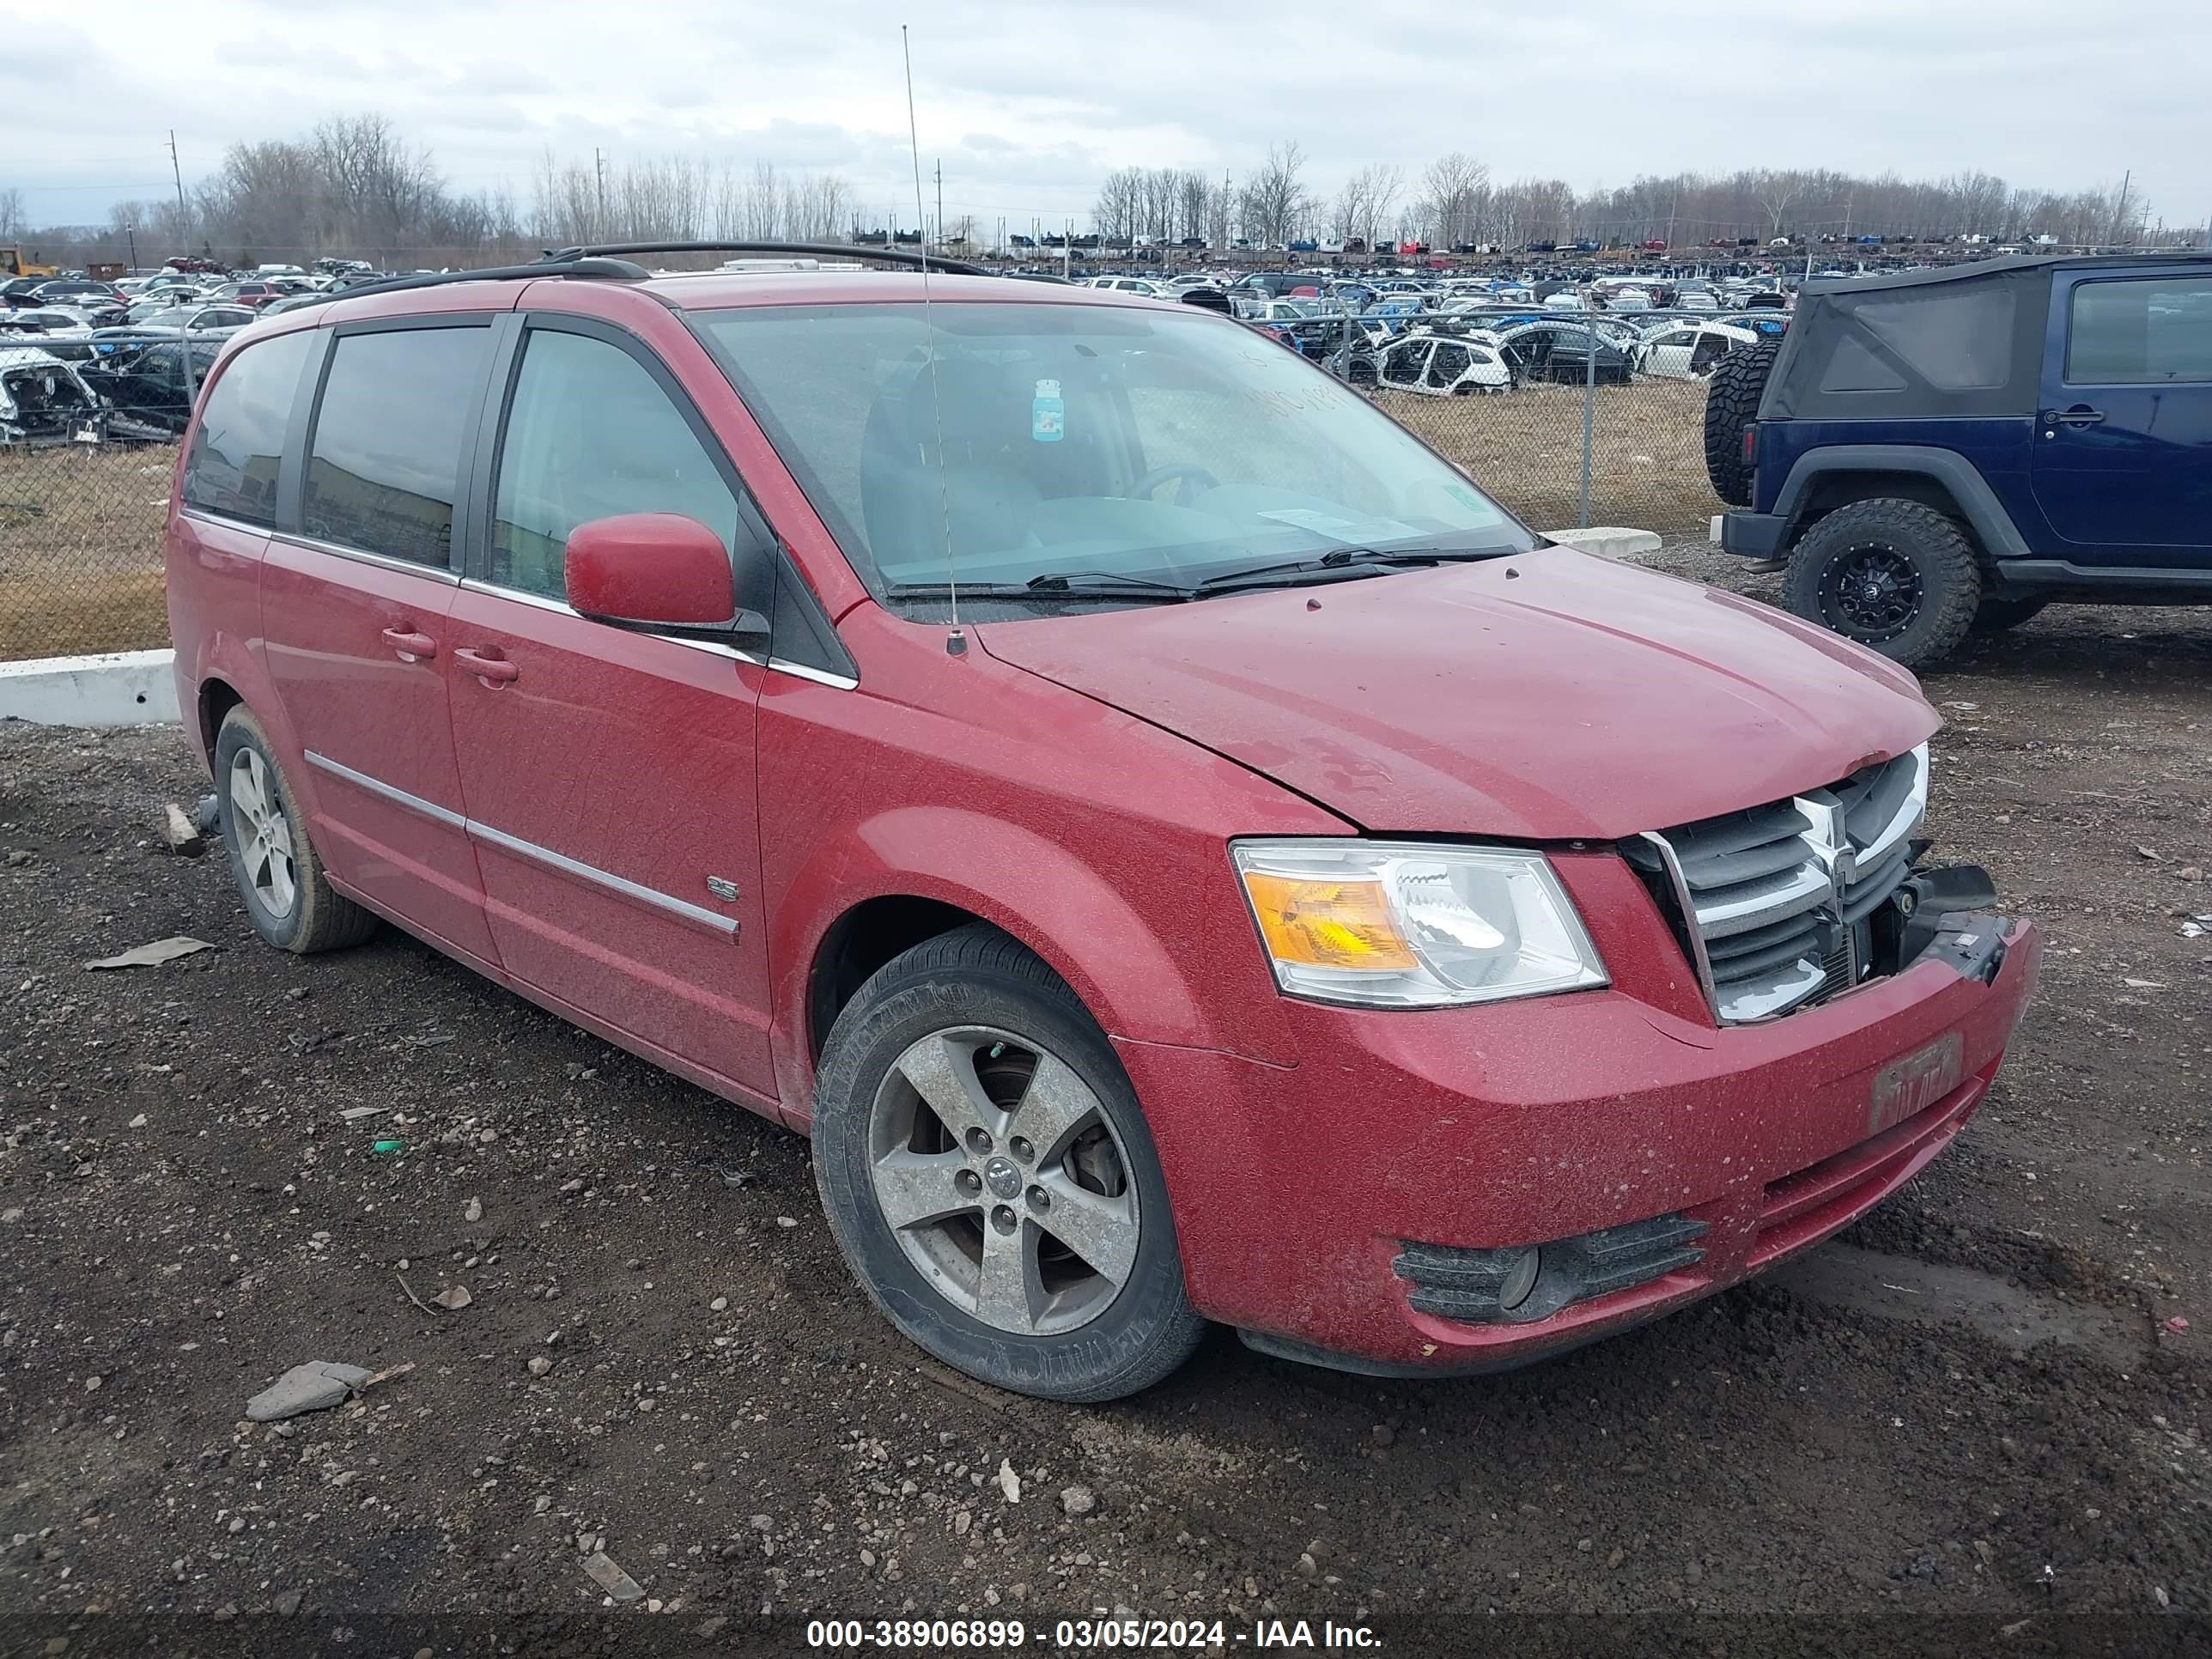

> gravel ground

[{"left": 2, "top": 563, "right": 2208, "bottom": 1656}]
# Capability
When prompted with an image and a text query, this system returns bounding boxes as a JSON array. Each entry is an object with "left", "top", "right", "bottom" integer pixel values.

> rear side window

[
  {"left": 1847, "top": 283, "right": 2014, "bottom": 391},
  {"left": 302, "top": 326, "right": 491, "bottom": 567},
  {"left": 2067, "top": 277, "right": 2212, "bottom": 384},
  {"left": 179, "top": 329, "right": 313, "bottom": 526},
  {"left": 488, "top": 329, "right": 741, "bottom": 600}
]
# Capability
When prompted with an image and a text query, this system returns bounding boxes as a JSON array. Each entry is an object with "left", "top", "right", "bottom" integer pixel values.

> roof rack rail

[
  {"left": 327, "top": 256, "right": 652, "bottom": 303},
  {"left": 536, "top": 240, "right": 993, "bottom": 278}
]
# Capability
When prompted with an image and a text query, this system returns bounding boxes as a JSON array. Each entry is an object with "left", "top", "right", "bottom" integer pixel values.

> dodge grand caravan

[{"left": 166, "top": 246, "right": 2040, "bottom": 1401}]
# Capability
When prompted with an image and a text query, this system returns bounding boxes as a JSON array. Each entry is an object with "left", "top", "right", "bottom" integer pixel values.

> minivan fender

[
  {"left": 1770, "top": 444, "right": 2031, "bottom": 559},
  {"left": 768, "top": 805, "right": 1294, "bottom": 1124}
]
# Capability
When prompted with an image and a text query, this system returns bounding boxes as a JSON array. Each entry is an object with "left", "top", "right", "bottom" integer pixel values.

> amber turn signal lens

[{"left": 1239, "top": 872, "right": 1419, "bottom": 971}]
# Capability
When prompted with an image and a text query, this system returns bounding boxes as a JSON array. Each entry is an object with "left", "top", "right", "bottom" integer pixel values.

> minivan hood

[{"left": 977, "top": 549, "right": 1936, "bottom": 840}]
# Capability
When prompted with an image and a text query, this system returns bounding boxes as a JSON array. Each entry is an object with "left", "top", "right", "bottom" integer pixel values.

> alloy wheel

[
  {"left": 1821, "top": 543, "right": 1923, "bottom": 641},
  {"left": 228, "top": 747, "right": 298, "bottom": 919},
  {"left": 868, "top": 1025, "right": 1139, "bottom": 1337}
]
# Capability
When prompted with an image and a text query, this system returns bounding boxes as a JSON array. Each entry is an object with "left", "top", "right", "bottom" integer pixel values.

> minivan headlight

[{"left": 1231, "top": 839, "right": 1607, "bottom": 1008}]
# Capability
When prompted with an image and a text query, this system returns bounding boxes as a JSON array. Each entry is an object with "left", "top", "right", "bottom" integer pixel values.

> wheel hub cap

[{"left": 867, "top": 1025, "right": 1139, "bottom": 1338}]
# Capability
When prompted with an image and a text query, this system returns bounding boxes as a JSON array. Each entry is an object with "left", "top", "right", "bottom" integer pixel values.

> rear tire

[
  {"left": 1970, "top": 595, "right": 2049, "bottom": 634},
  {"left": 1702, "top": 339, "right": 1779, "bottom": 507},
  {"left": 1783, "top": 498, "right": 1982, "bottom": 671},
  {"left": 812, "top": 923, "right": 1206, "bottom": 1401},
  {"left": 214, "top": 708, "right": 379, "bottom": 954}
]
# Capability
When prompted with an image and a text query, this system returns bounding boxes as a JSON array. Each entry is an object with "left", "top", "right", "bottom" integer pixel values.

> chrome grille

[{"left": 1637, "top": 745, "right": 1928, "bottom": 1024}]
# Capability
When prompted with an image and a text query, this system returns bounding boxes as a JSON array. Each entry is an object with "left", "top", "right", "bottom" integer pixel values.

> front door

[
  {"left": 444, "top": 319, "right": 778, "bottom": 1097},
  {"left": 260, "top": 319, "right": 501, "bottom": 963},
  {"left": 2032, "top": 269, "right": 2212, "bottom": 564}
]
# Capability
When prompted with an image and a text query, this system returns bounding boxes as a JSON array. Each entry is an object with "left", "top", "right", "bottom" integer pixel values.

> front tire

[
  {"left": 214, "top": 708, "right": 379, "bottom": 953},
  {"left": 1783, "top": 498, "right": 1983, "bottom": 670},
  {"left": 812, "top": 924, "right": 1206, "bottom": 1401}
]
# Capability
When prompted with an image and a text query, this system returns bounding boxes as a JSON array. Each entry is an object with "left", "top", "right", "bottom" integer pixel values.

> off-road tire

[
  {"left": 1703, "top": 338, "right": 1779, "bottom": 507},
  {"left": 813, "top": 923, "right": 1206, "bottom": 1401},
  {"left": 1970, "top": 596, "right": 2050, "bottom": 634},
  {"left": 1784, "top": 498, "right": 1983, "bottom": 671},
  {"left": 213, "top": 708, "right": 380, "bottom": 953}
]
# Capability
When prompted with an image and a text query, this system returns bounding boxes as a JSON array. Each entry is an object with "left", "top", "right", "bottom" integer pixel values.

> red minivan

[{"left": 166, "top": 249, "right": 2040, "bottom": 1401}]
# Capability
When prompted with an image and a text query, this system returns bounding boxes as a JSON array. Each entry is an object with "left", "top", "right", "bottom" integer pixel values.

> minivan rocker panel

[
  {"left": 980, "top": 549, "right": 1936, "bottom": 838},
  {"left": 164, "top": 258, "right": 2038, "bottom": 1401}
]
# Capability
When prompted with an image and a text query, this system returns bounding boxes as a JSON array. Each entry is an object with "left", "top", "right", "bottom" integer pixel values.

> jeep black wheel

[
  {"left": 812, "top": 923, "right": 1206, "bottom": 1401},
  {"left": 1970, "top": 596, "right": 2049, "bottom": 634},
  {"left": 1702, "top": 338, "right": 1778, "bottom": 507},
  {"left": 1783, "top": 498, "right": 1982, "bottom": 670}
]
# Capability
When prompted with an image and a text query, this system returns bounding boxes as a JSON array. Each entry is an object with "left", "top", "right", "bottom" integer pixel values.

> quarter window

[
  {"left": 179, "top": 327, "right": 313, "bottom": 526},
  {"left": 301, "top": 326, "right": 490, "bottom": 567},
  {"left": 489, "top": 329, "right": 742, "bottom": 601},
  {"left": 2067, "top": 277, "right": 2212, "bottom": 384}
]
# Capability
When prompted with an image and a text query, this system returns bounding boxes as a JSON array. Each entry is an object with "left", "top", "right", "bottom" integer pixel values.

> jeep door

[{"left": 2033, "top": 270, "right": 2212, "bottom": 563}]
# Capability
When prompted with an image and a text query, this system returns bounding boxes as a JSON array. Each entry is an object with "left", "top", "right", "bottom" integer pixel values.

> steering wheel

[{"left": 1130, "top": 462, "right": 1219, "bottom": 507}]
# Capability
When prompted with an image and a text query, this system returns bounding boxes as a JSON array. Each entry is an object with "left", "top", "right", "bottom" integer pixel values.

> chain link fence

[{"left": 2, "top": 309, "right": 1732, "bottom": 665}]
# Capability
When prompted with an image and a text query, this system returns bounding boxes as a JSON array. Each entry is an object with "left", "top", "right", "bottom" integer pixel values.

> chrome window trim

[
  {"left": 179, "top": 504, "right": 280, "bottom": 538},
  {"left": 269, "top": 529, "right": 460, "bottom": 585},
  {"left": 302, "top": 749, "right": 735, "bottom": 937},
  {"left": 453, "top": 576, "right": 855, "bottom": 686}
]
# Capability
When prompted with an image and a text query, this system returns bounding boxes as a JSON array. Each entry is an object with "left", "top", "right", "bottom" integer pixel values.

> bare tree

[
  {"left": 0, "top": 187, "right": 25, "bottom": 240},
  {"left": 1238, "top": 142, "right": 1313, "bottom": 247},
  {"left": 1417, "top": 153, "right": 1489, "bottom": 248}
]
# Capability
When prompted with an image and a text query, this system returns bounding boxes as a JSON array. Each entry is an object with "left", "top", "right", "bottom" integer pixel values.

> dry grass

[
  {"left": 0, "top": 379, "right": 1723, "bottom": 663},
  {"left": 0, "top": 443, "right": 173, "bottom": 660},
  {"left": 1377, "top": 376, "right": 1723, "bottom": 538}
]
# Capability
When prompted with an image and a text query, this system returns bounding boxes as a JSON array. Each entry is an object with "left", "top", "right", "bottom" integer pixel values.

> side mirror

[{"left": 563, "top": 513, "right": 768, "bottom": 637}]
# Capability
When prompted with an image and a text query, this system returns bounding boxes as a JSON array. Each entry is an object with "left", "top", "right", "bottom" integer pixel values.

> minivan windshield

[{"left": 692, "top": 301, "right": 1533, "bottom": 602}]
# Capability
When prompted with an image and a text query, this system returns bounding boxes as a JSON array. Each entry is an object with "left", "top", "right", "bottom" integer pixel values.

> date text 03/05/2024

[{"left": 803, "top": 1616, "right": 1384, "bottom": 1649}]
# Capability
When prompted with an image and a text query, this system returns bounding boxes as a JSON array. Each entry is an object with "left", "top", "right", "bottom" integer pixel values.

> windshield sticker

[
  {"left": 1031, "top": 379, "right": 1065, "bottom": 443},
  {"left": 1257, "top": 508, "right": 1425, "bottom": 543}
]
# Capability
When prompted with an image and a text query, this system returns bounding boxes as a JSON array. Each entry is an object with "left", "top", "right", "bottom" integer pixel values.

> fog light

[{"left": 1498, "top": 1246, "right": 1540, "bottom": 1311}]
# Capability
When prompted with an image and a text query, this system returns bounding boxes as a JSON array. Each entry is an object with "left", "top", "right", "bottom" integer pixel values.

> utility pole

[
  {"left": 2109, "top": 168, "right": 2131, "bottom": 246},
  {"left": 167, "top": 131, "right": 187, "bottom": 229},
  {"left": 933, "top": 159, "right": 943, "bottom": 255},
  {"left": 594, "top": 148, "right": 607, "bottom": 240}
]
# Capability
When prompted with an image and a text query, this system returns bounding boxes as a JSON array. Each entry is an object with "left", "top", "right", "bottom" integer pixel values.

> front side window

[
  {"left": 693, "top": 301, "right": 1527, "bottom": 599},
  {"left": 302, "top": 326, "right": 490, "bottom": 567},
  {"left": 489, "top": 328, "right": 741, "bottom": 600},
  {"left": 2067, "top": 277, "right": 2212, "bottom": 384},
  {"left": 179, "top": 326, "right": 313, "bottom": 526}
]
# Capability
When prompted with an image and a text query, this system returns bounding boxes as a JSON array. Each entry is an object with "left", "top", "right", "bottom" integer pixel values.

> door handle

[
  {"left": 454, "top": 647, "right": 520, "bottom": 686},
  {"left": 380, "top": 626, "right": 436, "bottom": 660},
  {"left": 2043, "top": 407, "right": 2106, "bottom": 426}
]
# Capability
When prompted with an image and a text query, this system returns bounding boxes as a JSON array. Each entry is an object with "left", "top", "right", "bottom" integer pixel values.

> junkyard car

[
  {"left": 1370, "top": 328, "right": 1513, "bottom": 394},
  {"left": 0, "top": 344, "right": 105, "bottom": 446},
  {"left": 167, "top": 257, "right": 2040, "bottom": 1401},
  {"left": 1633, "top": 321, "right": 1759, "bottom": 380}
]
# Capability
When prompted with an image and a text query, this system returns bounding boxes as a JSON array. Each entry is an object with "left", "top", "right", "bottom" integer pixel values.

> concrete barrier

[
  {"left": 1543, "top": 526, "right": 1663, "bottom": 560},
  {"left": 0, "top": 649, "right": 181, "bottom": 726}
]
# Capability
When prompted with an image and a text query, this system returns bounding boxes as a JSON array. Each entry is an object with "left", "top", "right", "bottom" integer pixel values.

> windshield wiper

[
  {"left": 1191, "top": 543, "right": 1519, "bottom": 597},
  {"left": 1024, "top": 570, "right": 1197, "bottom": 597},
  {"left": 882, "top": 578, "right": 1192, "bottom": 604}
]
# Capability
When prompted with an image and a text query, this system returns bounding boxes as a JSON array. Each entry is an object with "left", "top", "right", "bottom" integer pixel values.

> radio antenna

[{"left": 902, "top": 24, "right": 963, "bottom": 657}]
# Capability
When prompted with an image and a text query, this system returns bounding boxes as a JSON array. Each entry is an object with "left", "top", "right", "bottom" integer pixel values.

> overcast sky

[{"left": 7, "top": 0, "right": 2209, "bottom": 236}]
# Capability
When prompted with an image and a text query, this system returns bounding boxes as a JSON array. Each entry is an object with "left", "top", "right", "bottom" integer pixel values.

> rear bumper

[
  {"left": 1719, "top": 508, "right": 1787, "bottom": 557},
  {"left": 1118, "top": 917, "right": 2041, "bottom": 1375}
]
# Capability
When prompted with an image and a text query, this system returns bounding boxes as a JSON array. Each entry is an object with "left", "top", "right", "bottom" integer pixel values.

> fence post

[{"left": 1577, "top": 288, "right": 1597, "bottom": 528}]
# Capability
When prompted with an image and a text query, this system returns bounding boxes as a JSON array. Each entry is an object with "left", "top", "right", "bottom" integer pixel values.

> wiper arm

[
  {"left": 1190, "top": 543, "right": 1517, "bottom": 597},
  {"left": 882, "top": 579, "right": 1190, "bottom": 604},
  {"left": 1024, "top": 570, "right": 1197, "bottom": 597}
]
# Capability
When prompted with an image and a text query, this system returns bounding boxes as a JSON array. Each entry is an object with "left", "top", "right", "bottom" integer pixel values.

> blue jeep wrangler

[{"left": 1709, "top": 254, "right": 2212, "bottom": 668}]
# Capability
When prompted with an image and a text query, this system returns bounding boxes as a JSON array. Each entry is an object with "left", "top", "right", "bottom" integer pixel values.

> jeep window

[
  {"left": 2066, "top": 277, "right": 2212, "bottom": 384},
  {"left": 489, "top": 328, "right": 742, "bottom": 600},
  {"left": 302, "top": 326, "right": 491, "bottom": 568},
  {"left": 179, "top": 328, "right": 313, "bottom": 526},
  {"left": 694, "top": 302, "right": 1528, "bottom": 601},
  {"left": 1845, "top": 283, "right": 2014, "bottom": 391}
]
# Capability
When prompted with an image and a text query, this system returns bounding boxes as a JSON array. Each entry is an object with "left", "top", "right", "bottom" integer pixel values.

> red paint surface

[{"left": 165, "top": 270, "right": 2042, "bottom": 1372}]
